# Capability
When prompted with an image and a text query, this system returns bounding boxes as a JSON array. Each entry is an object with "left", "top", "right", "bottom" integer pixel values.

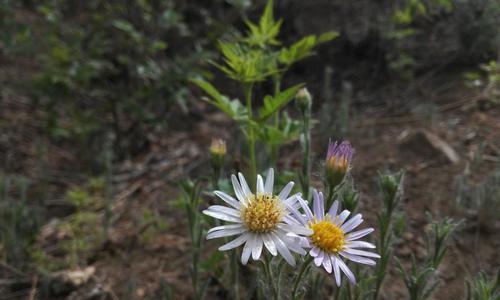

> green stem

[
  {"left": 292, "top": 256, "right": 314, "bottom": 300},
  {"left": 245, "top": 83, "right": 257, "bottom": 185},
  {"left": 230, "top": 251, "right": 240, "bottom": 300},
  {"left": 262, "top": 256, "right": 278, "bottom": 300},
  {"left": 270, "top": 75, "right": 281, "bottom": 166},
  {"left": 301, "top": 106, "right": 311, "bottom": 200}
]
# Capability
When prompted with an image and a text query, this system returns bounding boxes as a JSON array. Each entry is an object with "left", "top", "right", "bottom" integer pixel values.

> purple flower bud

[{"left": 325, "top": 140, "right": 354, "bottom": 189}]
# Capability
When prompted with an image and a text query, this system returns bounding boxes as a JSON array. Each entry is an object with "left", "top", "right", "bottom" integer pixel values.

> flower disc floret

[
  {"left": 242, "top": 194, "right": 284, "bottom": 233},
  {"left": 310, "top": 219, "right": 345, "bottom": 253}
]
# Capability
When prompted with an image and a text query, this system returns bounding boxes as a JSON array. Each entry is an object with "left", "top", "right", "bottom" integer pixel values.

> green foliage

[
  {"left": 193, "top": 0, "right": 337, "bottom": 177},
  {"left": 190, "top": 78, "right": 248, "bottom": 122},
  {"left": 396, "top": 257, "right": 439, "bottom": 300},
  {"left": 385, "top": 0, "right": 499, "bottom": 79},
  {"left": 258, "top": 84, "right": 303, "bottom": 122},
  {"left": 3, "top": 0, "right": 214, "bottom": 162},
  {"left": 213, "top": 41, "right": 273, "bottom": 82},
  {"left": 466, "top": 271, "right": 500, "bottom": 300},
  {"left": 396, "top": 216, "right": 461, "bottom": 300},
  {"left": 58, "top": 211, "right": 103, "bottom": 268},
  {"left": 244, "top": 0, "right": 282, "bottom": 47},
  {"left": 179, "top": 180, "right": 208, "bottom": 300},
  {"left": 0, "top": 175, "right": 40, "bottom": 270},
  {"left": 465, "top": 60, "right": 500, "bottom": 107}
]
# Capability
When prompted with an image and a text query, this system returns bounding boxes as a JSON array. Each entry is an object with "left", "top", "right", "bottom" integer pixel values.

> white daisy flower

[
  {"left": 203, "top": 168, "right": 312, "bottom": 266},
  {"left": 294, "top": 189, "right": 380, "bottom": 286}
]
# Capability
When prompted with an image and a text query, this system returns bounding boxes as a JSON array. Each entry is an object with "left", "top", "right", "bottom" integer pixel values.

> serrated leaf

[{"left": 258, "top": 84, "right": 303, "bottom": 121}]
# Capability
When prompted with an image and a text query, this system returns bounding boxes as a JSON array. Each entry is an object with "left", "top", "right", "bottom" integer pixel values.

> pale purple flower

[{"left": 293, "top": 189, "right": 379, "bottom": 286}]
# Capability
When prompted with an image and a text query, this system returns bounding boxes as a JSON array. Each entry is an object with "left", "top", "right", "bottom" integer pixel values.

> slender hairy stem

[
  {"left": 300, "top": 104, "right": 311, "bottom": 200},
  {"left": 230, "top": 251, "right": 240, "bottom": 300},
  {"left": 291, "top": 256, "right": 314, "bottom": 300},
  {"left": 261, "top": 256, "right": 278, "bottom": 300},
  {"left": 244, "top": 83, "right": 256, "bottom": 185},
  {"left": 270, "top": 75, "right": 281, "bottom": 166}
]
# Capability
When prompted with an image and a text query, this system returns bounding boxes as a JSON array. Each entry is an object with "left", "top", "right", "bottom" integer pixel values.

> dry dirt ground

[{"left": 1, "top": 69, "right": 499, "bottom": 299}]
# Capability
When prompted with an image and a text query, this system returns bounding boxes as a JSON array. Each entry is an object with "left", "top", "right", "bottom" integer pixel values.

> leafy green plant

[
  {"left": 396, "top": 217, "right": 461, "bottom": 300},
  {"left": 466, "top": 271, "right": 500, "bottom": 300},
  {"left": 192, "top": 0, "right": 337, "bottom": 181}
]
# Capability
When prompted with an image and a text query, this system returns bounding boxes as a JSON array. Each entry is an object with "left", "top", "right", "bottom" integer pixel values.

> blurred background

[{"left": 0, "top": 0, "right": 499, "bottom": 299}]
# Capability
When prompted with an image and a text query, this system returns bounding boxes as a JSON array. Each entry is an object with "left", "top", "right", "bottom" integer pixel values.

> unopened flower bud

[
  {"left": 325, "top": 140, "right": 354, "bottom": 189},
  {"left": 295, "top": 87, "right": 312, "bottom": 113},
  {"left": 210, "top": 138, "right": 226, "bottom": 169}
]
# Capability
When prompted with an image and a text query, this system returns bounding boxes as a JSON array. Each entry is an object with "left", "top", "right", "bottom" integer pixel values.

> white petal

[
  {"left": 281, "top": 235, "right": 307, "bottom": 255},
  {"left": 328, "top": 200, "right": 339, "bottom": 218},
  {"left": 331, "top": 256, "right": 341, "bottom": 287},
  {"left": 340, "top": 214, "right": 363, "bottom": 232},
  {"left": 219, "top": 232, "right": 250, "bottom": 251},
  {"left": 339, "top": 252, "right": 376, "bottom": 266},
  {"left": 278, "top": 223, "right": 313, "bottom": 236},
  {"left": 313, "top": 190, "right": 322, "bottom": 220},
  {"left": 297, "top": 196, "right": 314, "bottom": 221},
  {"left": 314, "top": 251, "right": 324, "bottom": 266},
  {"left": 310, "top": 247, "right": 320, "bottom": 257},
  {"left": 346, "top": 228, "right": 374, "bottom": 241},
  {"left": 299, "top": 237, "right": 311, "bottom": 248},
  {"left": 318, "top": 192, "right": 325, "bottom": 219},
  {"left": 337, "top": 257, "right": 356, "bottom": 284},
  {"left": 323, "top": 254, "right": 332, "bottom": 273},
  {"left": 203, "top": 210, "right": 242, "bottom": 223},
  {"left": 284, "top": 214, "right": 303, "bottom": 226},
  {"left": 231, "top": 174, "right": 246, "bottom": 203},
  {"left": 284, "top": 194, "right": 301, "bottom": 207},
  {"left": 278, "top": 182, "right": 294, "bottom": 201},
  {"left": 270, "top": 232, "right": 295, "bottom": 266},
  {"left": 256, "top": 175, "right": 265, "bottom": 195},
  {"left": 284, "top": 202, "right": 307, "bottom": 225},
  {"left": 206, "top": 205, "right": 240, "bottom": 217},
  {"left": 336, "top": 210, "right": 351, "bottom": 225},
  {"left": 238, "top": 173, "right": 253, "bottom": 198},
  {"left": 346, "top": 241, "right": 376, "bottom": 249},
  {"left": 214, "top": 191, "right": 241, "bottom": 209},
  {"left": 342, "top": 248, "right": 381, "bottom": 258},
  {"left": 241, "top": 236, "right": 253, "bottom": 265},
  {"left": 264, "top": 168, "right": 274, "bottom": 194},
  {"left": 262, "top": 233, "right": 277, "bottom": 256},
  {"left": 207, "top": 227, "right": 246, "bottom": 239},
  {"left": 252, "top": 235, "right": 264, "bottom": 260},
  {"left": 207, "top": 224, "right": 243, "bottom": 234}
]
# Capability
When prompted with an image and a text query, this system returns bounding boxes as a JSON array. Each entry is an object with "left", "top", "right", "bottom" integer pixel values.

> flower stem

[
  {"left": 230, "top": 251, "right": 240, "bottom": 300},
  {"left": 261, "top": 255, "right": 278, "bottom": 300},
  {"left": 300, "top": 102, "right": 311, "bottom": 200},
  {"left": 291, "top": 256, "right": 314, "bottom": 300},
  {"left": 244, "top": 83, "right": 256, "bottom": 186},
  {"left": 270, "top": 75, "right": 281, "bottom": 166}
]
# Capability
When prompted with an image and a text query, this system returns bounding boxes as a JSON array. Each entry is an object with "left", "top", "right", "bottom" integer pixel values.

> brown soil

[{"left": 1, "top": 50, "right": 499, "bottom": 300}]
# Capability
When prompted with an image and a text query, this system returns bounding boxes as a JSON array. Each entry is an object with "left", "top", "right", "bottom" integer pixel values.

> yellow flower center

[
  {"left": 241, "top": 194, "right": 284, "bottom": 233},
  {"left": 309, "top": 219, "right": 345, "bottom": 253}
]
